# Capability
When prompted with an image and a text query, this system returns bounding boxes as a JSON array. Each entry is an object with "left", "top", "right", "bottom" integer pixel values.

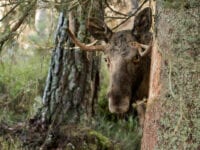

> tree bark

[
  {"left": 142, "top": 1, "right": 199, "bottom": 149},
  {"left": 35, "top": 1, "right": 104, "bottom": 126}
]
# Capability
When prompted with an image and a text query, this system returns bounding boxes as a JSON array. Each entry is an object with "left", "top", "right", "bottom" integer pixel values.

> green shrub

[
  {"left": 0, "top": 55, "right": 49, "bottom": 123},
  {"left": 93, "top": 115, "right": 141, "bottom": 150}
]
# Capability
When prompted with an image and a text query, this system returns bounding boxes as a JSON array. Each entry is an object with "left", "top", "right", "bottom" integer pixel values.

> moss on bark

[{"left": 142, "top": 1, "right": 199, "bottom": 149}]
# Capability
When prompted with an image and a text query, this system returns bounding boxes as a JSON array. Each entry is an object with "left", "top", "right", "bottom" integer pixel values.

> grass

[
  {"left": 0, "top": 54, "right": 49, "bottom": 123},
  {"left": 96, "top": 60, "right": 142, "bottom": 150},
  {"left": 92, "top": 115, "right": 142, "bottom": 150},
  {"left": 0, "top": 55, "right": 141, "bottom": 150},
  {"left": 0, "top": 52, "right": 50, "bottom": 149}
]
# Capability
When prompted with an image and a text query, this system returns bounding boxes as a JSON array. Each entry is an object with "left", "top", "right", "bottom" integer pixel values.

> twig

[
  {"left": 0, "top": 3, "right": 17, "bottom": 7},
  {"left": 132, "top": 99, "right": 147, "bottom": 109},
  {"left": 0, "top": 2, "right": 21, "bottom": 22},
  {"left": 105, "top": 16, "right": 128, "bottom": 19},
  {"left": 0, "top": 0, "right": 37, "bottom": 53},
  {"left": 0, "top": 0, "right": 30, "bottom": 7},
  {"left": 105, "top": 0, "right": 128, "bottom": 17},
  {"left": 112, "top": 0, "right": 148, "bottom": 30}
]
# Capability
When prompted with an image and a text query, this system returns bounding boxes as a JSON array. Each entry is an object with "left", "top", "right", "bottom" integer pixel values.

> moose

[{"left": 67, "top": 7, "right": 152, "bottom": 119}]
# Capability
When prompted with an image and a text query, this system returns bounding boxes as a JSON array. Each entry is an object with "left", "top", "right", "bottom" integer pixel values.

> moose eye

[
  {"left": 104, "top": 57, "right": 110, "bottom": 68},
  {"left": 133, "top": 54, "right": 140, "bottom": 63},
  {"left": 104, "top": 58, "right": 108, "bottom": 62}
]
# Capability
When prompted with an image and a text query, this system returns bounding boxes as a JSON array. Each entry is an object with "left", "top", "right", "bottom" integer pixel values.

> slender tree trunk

[
  {"left": 34, "top": 1, "right": 104, "bottom": 126},
  {"left": 142, "top": 1, "right": 199, "bottom": 149}
]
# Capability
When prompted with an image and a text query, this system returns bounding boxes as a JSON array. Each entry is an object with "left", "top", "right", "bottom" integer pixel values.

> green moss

[
  {"left": 89, "top": 130, "right": 112, "bottom": 149},
  {"left": 87, "top": 144, "right": 97, "bottom": 150},
  {"left": 156, "top": 1, "right": 200, "bottom": 149},
  {"left": 161, "top": 0, "right": 199, "bottom": 9},
  {"left": 0, "top": 136, "right": 22, "bottom": 150}
]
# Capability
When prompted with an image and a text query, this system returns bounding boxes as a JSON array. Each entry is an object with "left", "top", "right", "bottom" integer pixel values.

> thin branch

[
  {"left": 0, "top": 2, "right": 21, "bottom": 22},
  {"left": 0, "top": 0, "right": 30, "bottom": 7},
  {"left": 105, "top": 16, "right": 128, "bottom": 19},
  {"left": 105, "top": 0, "right": 128, "bottom": 17},
  {"left": 0, "top": 3, "right": 17, "bottom": 7},
  {"left": 0, "top": 2, "right": 17, "bottom": 7},
  {"left": 112, "top": 0, "right": 148, "bottom": 30},
  {"left": 0, "top": 0, "right": 37, "bottom": 53}
]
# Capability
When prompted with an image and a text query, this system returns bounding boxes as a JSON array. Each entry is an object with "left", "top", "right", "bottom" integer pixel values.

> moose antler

[
  {"left": 130, "top": 41, "right": 152, "bottom": 57},
  {"left": 67, "top": 29, "right": 105, "bottom": 52},
  {"left": 138, "top": 41, "right": 152, "bottom": 57}
]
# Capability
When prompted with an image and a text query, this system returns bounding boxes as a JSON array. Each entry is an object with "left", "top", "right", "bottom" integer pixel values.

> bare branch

[
  {"left": 0, "top": 0, "right": 37, "bottom": 52},
  {"left": 105, "top": 0, "right": 128, "bottom": 17},
  {"left": 0, "top": 2, "right": 20, "bottom": 22},
  {"left": 105, "top": 16, "right": 128, "bottom": 19},
  {"left": 0, "top": 0, "right": 30, "bottom": 7},
  {"left": 112, "top": 0, "right": 148, "bottom": 30}
]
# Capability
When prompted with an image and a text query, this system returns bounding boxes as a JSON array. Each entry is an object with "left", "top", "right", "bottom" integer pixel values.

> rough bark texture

[
  {"left": 40, "top": 1, "right": 104, "bottom": 126},
  {"left": 142, "top": 1, "right": 199, "bottom": 149}
]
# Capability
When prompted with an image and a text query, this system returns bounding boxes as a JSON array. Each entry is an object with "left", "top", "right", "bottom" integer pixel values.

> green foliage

[
  {"left": 93, "top": 115, "right": 141, "bottom": 150},
  {"left": 0, "top": 136, "right": 22, "bottom": 150},
  {"left": 89, "top": 130, "right": 112, "bottom": 149},
  {"left": 98, "top": 60, "right": 124, "bottom": 121},
  {"left": 0, "top": 55, "right": 49, "bottom": 123},
  {"left": 97, "top": 59, "right": 141, "bottom": 150},
  {"left": 98, "top": 60, "right": 114, "bottom": 119}
]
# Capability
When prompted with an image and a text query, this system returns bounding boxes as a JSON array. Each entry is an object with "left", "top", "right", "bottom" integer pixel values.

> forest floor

[
  {"left": 0, "top": 120, "right": 121, "bottom": 150},
  {"left": 0, "top": 50, "right": 141, "bottom": 150}
]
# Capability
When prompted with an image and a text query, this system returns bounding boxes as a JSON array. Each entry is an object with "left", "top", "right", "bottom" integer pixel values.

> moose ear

[
  {"left": 132, "top": 7, "right": 152, "bottom": 35},
  {"left": 86, "top": 18, "right": 112, "bottom": 42}
]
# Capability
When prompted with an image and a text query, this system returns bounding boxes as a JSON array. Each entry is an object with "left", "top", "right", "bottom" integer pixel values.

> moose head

[{"left": 67, "top": 7, "right": 152, "bottom": 114}]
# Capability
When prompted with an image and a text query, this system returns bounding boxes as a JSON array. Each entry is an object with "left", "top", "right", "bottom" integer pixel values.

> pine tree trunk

[
  {"left": 36, "top": 1, "right": 104, "bottom": 126},
  {"left": 142, "top": 1, "right": 199, "bottom": 149}
]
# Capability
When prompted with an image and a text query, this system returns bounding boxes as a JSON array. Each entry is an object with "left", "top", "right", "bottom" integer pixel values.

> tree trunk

[
  {"left": 35, "top": 1, "right": 104, "bottom": 126},
  {"left": 142, "top": 1, "right": 199, "bottom": 149}
]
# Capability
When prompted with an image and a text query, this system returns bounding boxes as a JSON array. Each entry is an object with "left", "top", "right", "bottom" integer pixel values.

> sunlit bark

[{"left": 142, "top": 1, "right": 199, "bottom": 149}]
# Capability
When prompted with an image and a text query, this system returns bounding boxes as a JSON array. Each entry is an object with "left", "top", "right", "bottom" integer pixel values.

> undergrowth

[
  {"left": 92, "top": 115, "right": 142, "bottom": 150},
  {"left": 0, "top": 54, "right": 49, "bottom": 124},
  {"left": 0, "top": 53, "right": 141, "bottom": 150},
  {"left": 96, "top": 60, "right": 142, "bottom": 150}
]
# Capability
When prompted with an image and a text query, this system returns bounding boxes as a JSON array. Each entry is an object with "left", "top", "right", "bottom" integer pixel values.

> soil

[{"left": 0, "top": 120, "right": 120, "bottom": 150}]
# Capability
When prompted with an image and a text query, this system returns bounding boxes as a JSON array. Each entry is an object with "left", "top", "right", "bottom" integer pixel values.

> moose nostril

[
  {"left": 108, "top": 99, "right": 130, "bottom": 114},
  {"left": 107, "top": 91, "right": 121, "bottom": 100}
]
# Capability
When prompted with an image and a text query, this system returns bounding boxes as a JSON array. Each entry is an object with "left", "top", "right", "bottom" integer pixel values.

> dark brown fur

[{"left": 87, "top": 7, "right": 152, "bottom": 114}]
